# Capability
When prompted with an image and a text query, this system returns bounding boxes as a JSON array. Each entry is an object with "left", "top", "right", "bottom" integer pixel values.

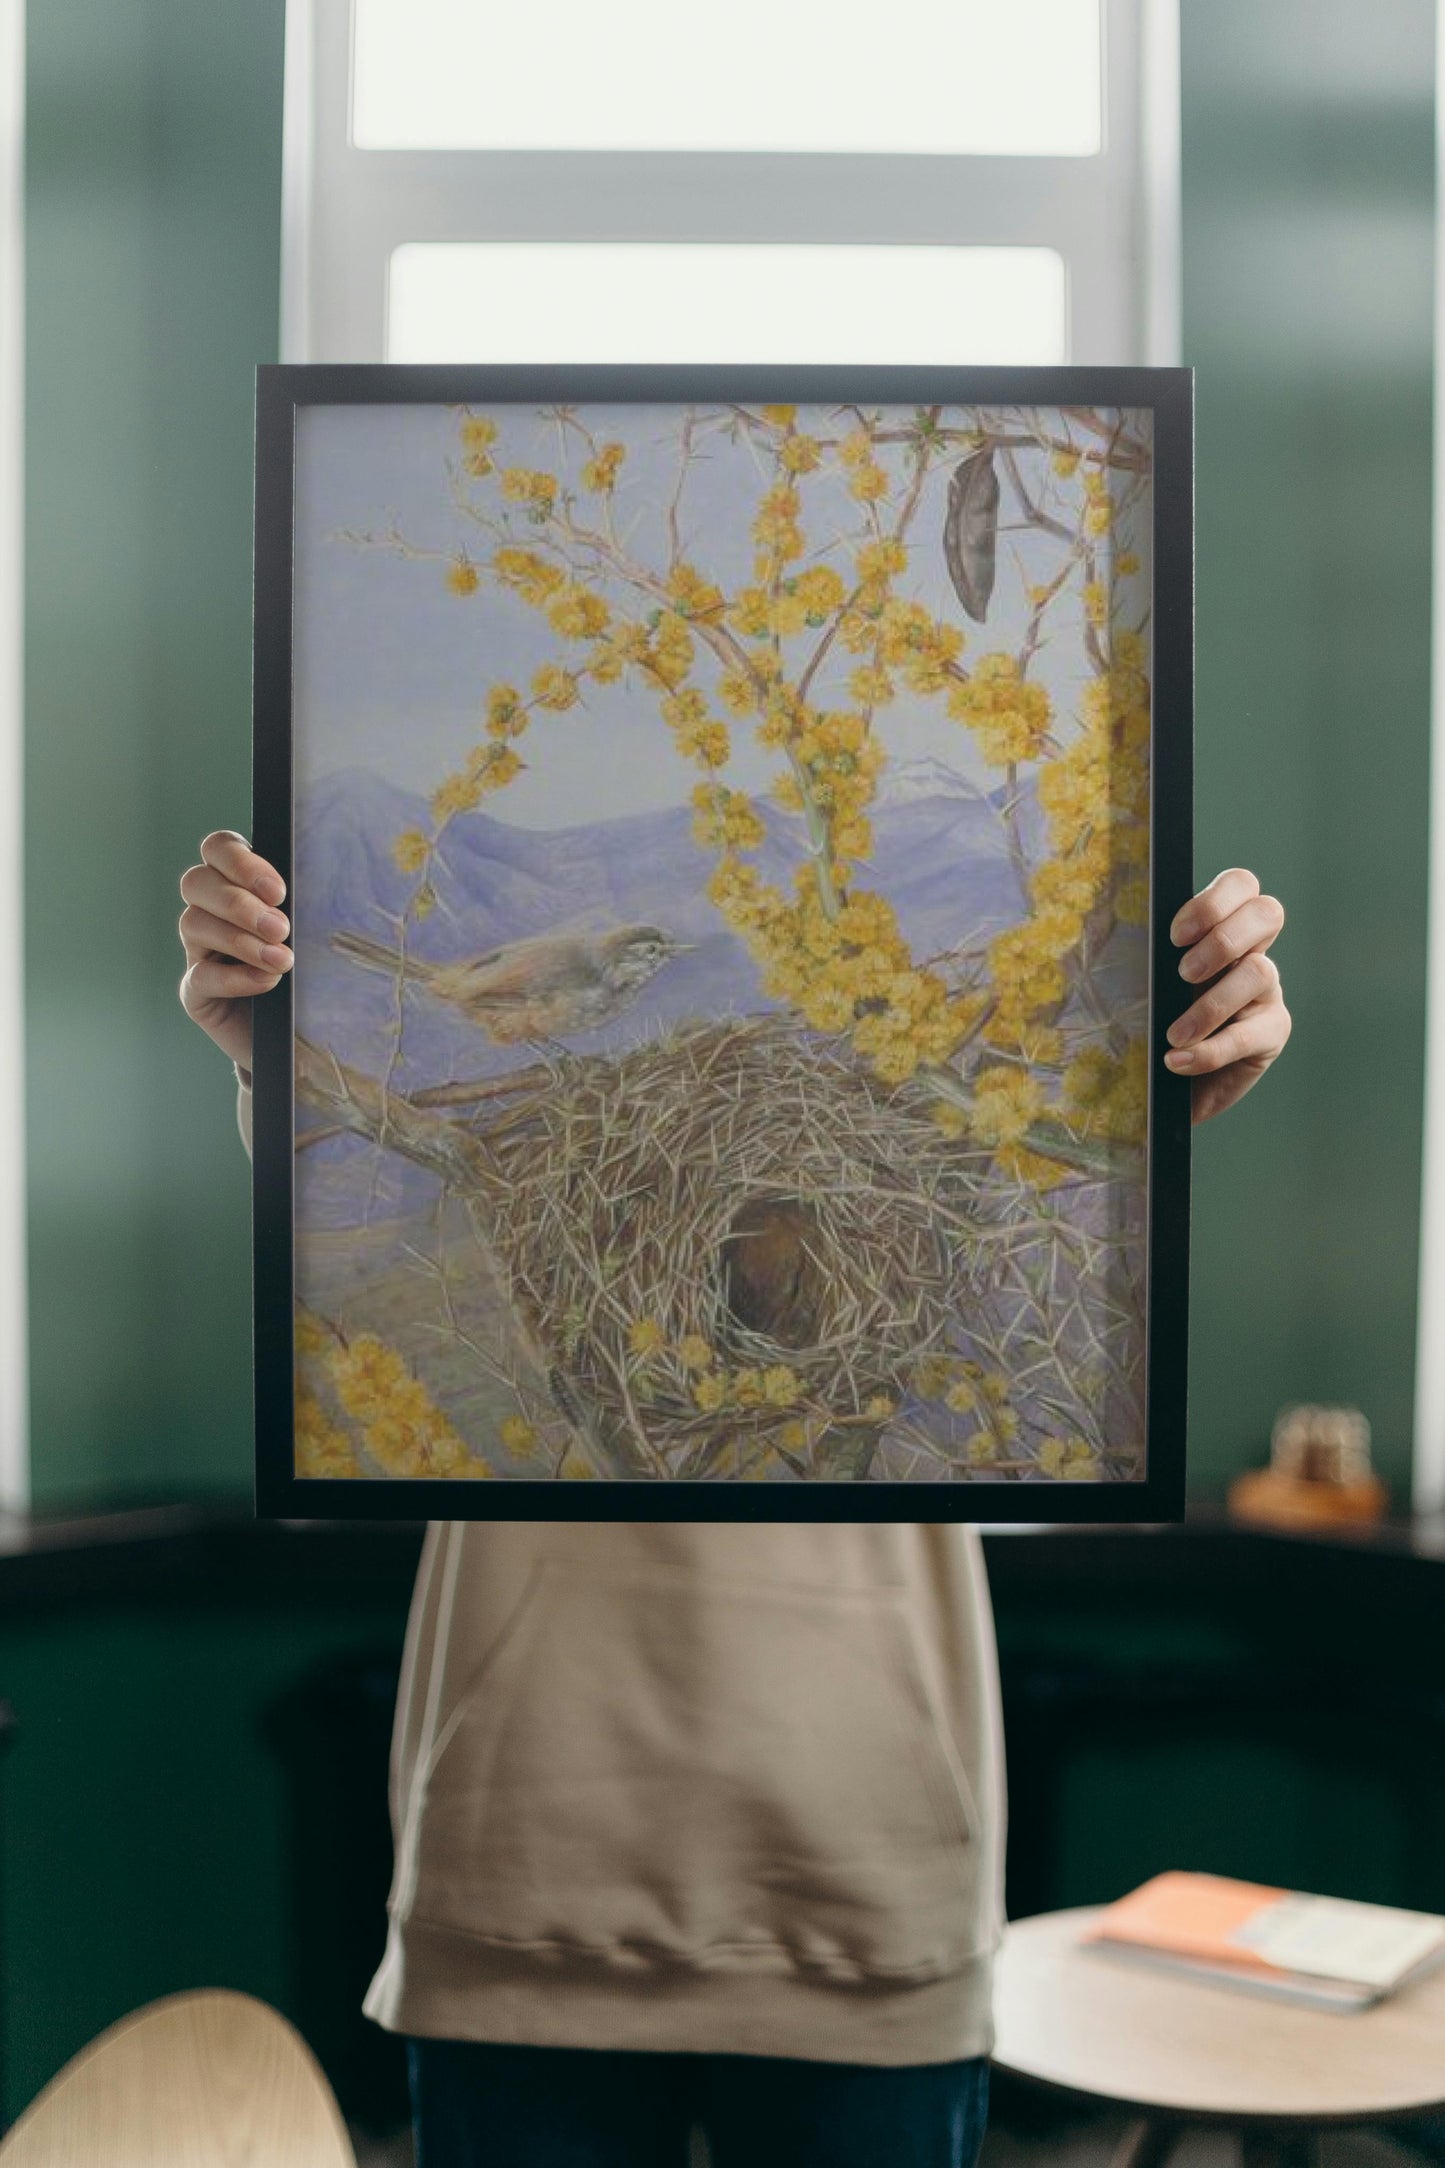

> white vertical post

[
  {"left": 280, "top": 0, "right": 317, "bottom": 363},
  {"left": 1414, "top": 0, "right": 1445, "bottom": 1516},
  {"left": 0, "top": 0, "right": 29, "bottom": 1511},
  {"left": 1139, "top": 0, "right": 1181, "bottom": 366}
]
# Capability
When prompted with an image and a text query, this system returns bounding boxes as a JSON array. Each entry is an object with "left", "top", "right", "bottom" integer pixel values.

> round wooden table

[{"left": 992, "top": 1906, "right": 1445, "bottom": 2168}]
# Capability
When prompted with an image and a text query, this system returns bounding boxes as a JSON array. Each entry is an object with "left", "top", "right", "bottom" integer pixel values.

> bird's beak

[{"left": 669, "top": 941, "right": 699, "bottom": 954}]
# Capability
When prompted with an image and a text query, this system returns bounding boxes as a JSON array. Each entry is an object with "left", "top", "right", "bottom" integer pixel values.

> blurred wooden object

[
  {"left": 993, "top": 1906, "right": 1445, "bottom": 2168},
  {"left": 1229, "top": 1404, "right": 1387, "bottom": 1530},
  {"left": 0, "top": 1991, "right": 356, "bottom": 2166}
]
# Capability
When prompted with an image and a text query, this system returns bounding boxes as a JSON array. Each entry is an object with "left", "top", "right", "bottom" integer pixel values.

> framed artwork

[{"left": 253, "top": 364, "right": 1191, "bottom": 1521}]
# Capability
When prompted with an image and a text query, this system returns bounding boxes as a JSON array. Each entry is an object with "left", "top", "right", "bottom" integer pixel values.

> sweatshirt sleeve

[{"left": 236, "top": 1062, "right": 253, "bottom": 1160}]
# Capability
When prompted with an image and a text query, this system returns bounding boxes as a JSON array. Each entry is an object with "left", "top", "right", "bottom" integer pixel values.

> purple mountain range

[{"left": 293, "top": 761, "right": 1040, "bottom": 1084}]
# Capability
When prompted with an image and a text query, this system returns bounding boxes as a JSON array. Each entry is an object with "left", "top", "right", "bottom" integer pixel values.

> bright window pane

[
  {"left": 354, "top": 0, "right": 1101, "bottom": 156},
  {"left": 387, "top": 244, "right": 1068, "bottom": 365}
]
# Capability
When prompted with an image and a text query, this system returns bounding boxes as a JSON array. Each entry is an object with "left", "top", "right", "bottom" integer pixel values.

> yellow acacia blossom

[
  {"left": 762, "top": 1365, "right": 802, "bottom": 1408},
  {"left": 532, "top": 663, "right": 581, "bottom": 712},
  {"left": 948, "top": 655, "right": 1052, "bottom": 767},
  {"left": 778, "top": 433, "right": 822, "bottom": 475},
  {"left": 329, "top": 1331, "right": 486, "bottom": 1478},
  {"left": 295, "top": 1305, "right": 332, "bottom": 1357},
  {"left": 492, "top": 546, "right": 564, "bottom": 605},
  {"left": 1063, "top": 1041, "right": 1147, "bottom": 1144},
  {"left": 752, "top": 482, "right": 805, "bottom": 570},
  {"left": 661, "top": 689, "right": 707, "bottom": 733},
  {"left": 997, "top": 1143, "right": 1069, "bottom": 1190},
  {"left": 485, "top": 683, "right": 527, "bottom": 739},
  {"left": 627, "top": 1317, "right": 666, "bottom": 1358},
  {"left": 727, "top": 586, "right": 773, "bottom": 641},
  {"left": 445, "top": 557, "right": 479, "bottom": 597},
  {"left": 547, "top": 584, "right": 611, "bottom": 640},
  {"left": 969, "top": 1066, "right": 1046, "bottom": 1148},
  {"left": 392, "top": 827, "right": 431, "bottom": 874},
  {"left": 649, "top": 612, "right": 695, "bottom": 688},
  {"left": 875, "top": 599, "right": 964, "bottom": 692},
  {"left": 678, "top": 1335, "right": 714, "bottom": 1373},
  {"left": 848, "top": 461, "right": 888, "bottom": 503},
  {"left": 1051, "top": 445, "right": 1081, "bottom": 478},
  {"left": 769, "top": 589, "right": 812, "bottom": 638},
  {"left": 912, "top": 1354, "right": 955, "bottom": 1401},
  {"left": 500, "top": 466, "right": 558, "bottom": 511},
  {"left": 482, "top": 746, "right": 523, "bottom": 791},
  {"left": 499, "top": 1415, "right": 537, "bottom": 1457},
  {"left": 1083, "top": 579, "right": 1108, "bottom": 626},
  {"left": 295, "top": 1390, "right": 359, "bottom": 1479},
  {"left": 849, "top": 664, "right": 894, "bottom": 707},
  {"left": 580, "top": 440, "right": 625, "bottom": 492},
  {"left": 460, "top": 413, "right": 498, "bottom": 476},
  {"left": 793, "top": 564, "right": 847, "bottom": 619},
  {"left": 668, "top": 562, "right": 726, "bottom": 622},
  {"left": 1082, "top": 467, "right": 1113, "bottom": 536},
  {"left": 692, "top": 784, "right": 765, "bottom": 852},
  {"left": 718, "top": 670, "right": 760, "bottom": 717},
  {"left": 760, "top": 403, "right": 797, "bottom": 427},
  {"left": 431, "top": 773, "right": 484, "bottom": 822},
  {"left": 855, "top": 537, "right": 908, "bottom": 583},
  {"left": 1039, "top": 1435, "right": 1101, "bottom": 1480},
  {"left": 676, "top": 717, "right": 731, "bottom": 769}
]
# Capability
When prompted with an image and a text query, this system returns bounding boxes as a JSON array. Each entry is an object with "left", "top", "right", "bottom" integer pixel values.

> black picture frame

[{"left": 253, "top": 363, "right": 1192, "bottom": 1522}]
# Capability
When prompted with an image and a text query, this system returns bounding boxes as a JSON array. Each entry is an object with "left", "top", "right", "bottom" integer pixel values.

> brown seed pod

[{"left": 943, "top": 448, "right": 1000, "bottom": 622}]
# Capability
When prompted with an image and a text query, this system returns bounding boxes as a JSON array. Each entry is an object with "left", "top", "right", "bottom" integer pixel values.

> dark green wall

[
  {"left": 24, "top": 0, "right": 285, "bottom": 1509},
  {"left": 1181, "top": 0, "right": 1435, "bottom": 1499},
  {"left": 0, "top": 1577, "right": 412, "bottom": 2126},
  {"left": 21, "top": 0, "right": 1437, "bottom": 1506}
]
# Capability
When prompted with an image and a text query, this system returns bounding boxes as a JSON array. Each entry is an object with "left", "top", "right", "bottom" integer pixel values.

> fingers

[
  {"left": 179, "top": 954, "right": 286, "bottom": 1020},
  {"left": 179, "top": 863, "right": 291, "bottom": 954},
  {"left": 1167, "top": 953, "right": 1279, "bottom": 1052},
  {"left": 198, "top": 831, "right": 286, "bottom": 907},
  {"left": 1177, "top": 890, "right": 1285, "bottom": 985},
  {"left": 179, "top": 899, "right": 292, "bottom": 977},
  {"left": 1164, "top": 996, "right": 1292, "bottom": 1077},
  {"left": 1169, "top": 867, "right": 1259, "bottom": 947}
]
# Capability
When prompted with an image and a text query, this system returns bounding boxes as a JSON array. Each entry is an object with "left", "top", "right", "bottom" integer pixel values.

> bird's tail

[{"left": 331, "top": 929, "right": 433, "bottom": 981}]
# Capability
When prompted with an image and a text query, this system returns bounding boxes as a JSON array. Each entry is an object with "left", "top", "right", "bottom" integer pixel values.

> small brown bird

[{"left": 331, "top": 921, "right": 693, "bottom": 1045}]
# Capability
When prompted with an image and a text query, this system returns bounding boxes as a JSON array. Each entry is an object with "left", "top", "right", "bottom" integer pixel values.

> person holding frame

[{"left": 179, "top": 830, "right": 1288, "bottom": 2168}]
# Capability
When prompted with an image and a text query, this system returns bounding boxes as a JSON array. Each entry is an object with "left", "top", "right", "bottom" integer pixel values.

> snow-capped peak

[{"left": 874, "top": 755, "right": 988, "bottom": 809}]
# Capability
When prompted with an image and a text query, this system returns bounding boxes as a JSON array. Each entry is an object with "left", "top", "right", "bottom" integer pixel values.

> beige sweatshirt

[{"left": 240, "top": 1075, "right": 1007, "bottom": 2065}]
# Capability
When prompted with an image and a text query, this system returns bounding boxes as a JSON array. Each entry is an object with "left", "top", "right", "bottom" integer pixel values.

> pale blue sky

[{"left": 291, "top": 401, "right": 1150, "bottom": 828}]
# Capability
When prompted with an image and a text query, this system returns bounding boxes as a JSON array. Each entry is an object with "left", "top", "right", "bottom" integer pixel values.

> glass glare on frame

[
  {"left": 352, "top": 0, "right": 1103, "bottom": 157},
  {"left": 386, "top": 244, "right": 1070, "bottom": 366}
]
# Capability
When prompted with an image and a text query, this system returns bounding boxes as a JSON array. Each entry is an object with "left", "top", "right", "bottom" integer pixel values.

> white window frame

[
  {"left": 1415, "top": 11, "right": 1445, "bottom": 1516},
  {"left": 0, "top": 0, "right": 27, "bottom": 1510},
  {"left": 282, "top": 0, "right": 1179, "bottom": 369}
]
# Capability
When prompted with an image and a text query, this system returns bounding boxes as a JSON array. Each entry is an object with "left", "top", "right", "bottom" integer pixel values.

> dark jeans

[{"left": 408, "top": 2037, "right": 990, "bottom": 2168}]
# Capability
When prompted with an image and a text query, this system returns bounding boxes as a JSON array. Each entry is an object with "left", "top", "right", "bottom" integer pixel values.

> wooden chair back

[{"left": 0, "top": 1990, "right": 357, "bottom": 2166}]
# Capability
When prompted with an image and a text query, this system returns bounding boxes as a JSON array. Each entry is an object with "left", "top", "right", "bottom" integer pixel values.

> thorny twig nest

[{"left": 471, "top": 1015, "right": 992, "bottom": 1479}]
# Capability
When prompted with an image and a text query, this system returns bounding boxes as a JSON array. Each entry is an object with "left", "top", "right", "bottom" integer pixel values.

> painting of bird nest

[{"left": 265, "top": 368, "right": 1191, "bottom": 1515}]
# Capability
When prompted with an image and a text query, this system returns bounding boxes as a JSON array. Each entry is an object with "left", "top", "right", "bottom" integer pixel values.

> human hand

[
  {"left": 178, "top": 831, "right": 291, "bottom": 1075},
  {"left": 1165, "top": 869, "right": 1290, "bottom": 1125}
]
